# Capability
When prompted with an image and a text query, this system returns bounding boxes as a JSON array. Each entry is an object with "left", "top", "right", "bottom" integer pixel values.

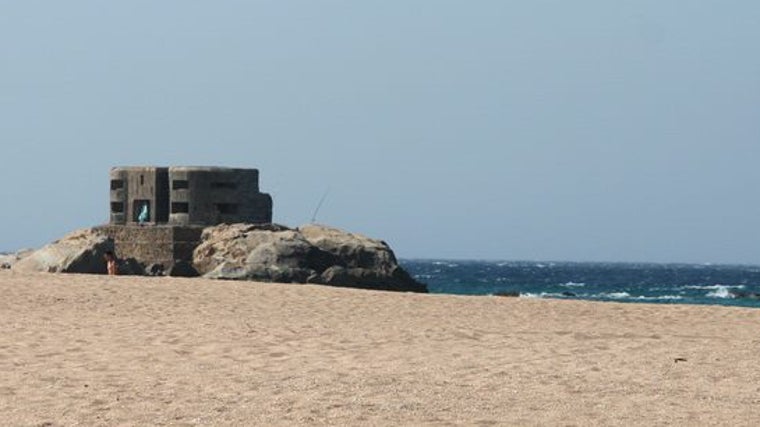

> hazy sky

[{"left": 1, "top": 1, "right": 759, "bottom": 264}]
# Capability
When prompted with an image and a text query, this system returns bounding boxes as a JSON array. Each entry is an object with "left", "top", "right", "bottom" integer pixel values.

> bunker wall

[{"left": 96, "top": 225, "right": 204, "bottom": 269}]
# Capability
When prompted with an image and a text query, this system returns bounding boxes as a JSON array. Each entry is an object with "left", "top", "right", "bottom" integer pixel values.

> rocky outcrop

[
  {"left": 730, "top": 291, "right": 760, "bottom": 300},
  {"left": 0, "top": 249, "right": 33, "bottom": 269},
  {"left": 12, "top": 229, "right": 114, "bottom": 274},
  {"left": 299, "top": 224, "right": 425, "bottom": 292},
  {"left": 9, "top": 223, "right": 426, "bottom": 292},
  {"left": 167, "top": 260, "right": 200, "bottom": 278},
  {"left": 193, "top": 223, "right": 426, "bottom": 292}
]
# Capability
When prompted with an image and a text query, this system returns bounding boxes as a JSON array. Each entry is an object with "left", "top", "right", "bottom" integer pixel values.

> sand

[{"left": 1, "top": 270, "right": 759, "bottom": 426}]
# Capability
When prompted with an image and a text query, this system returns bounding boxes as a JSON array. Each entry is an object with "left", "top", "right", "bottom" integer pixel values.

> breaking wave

[
  {"left": 402, "top": 259, "right": 760, "bottom": 308},
  {"left": 560, "top": 281, "right": 586, "bottom": 288},
  {"left": 683, "top": 284, "right": 745, "bottom": 290},
  {"left": 706, "top": 286, "right": 735, "bottom": 299}
]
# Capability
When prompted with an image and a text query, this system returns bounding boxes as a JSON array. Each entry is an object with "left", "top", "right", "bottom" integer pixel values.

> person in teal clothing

[{"left": 137, "top": 203, "right": 149, "bottom": 225}]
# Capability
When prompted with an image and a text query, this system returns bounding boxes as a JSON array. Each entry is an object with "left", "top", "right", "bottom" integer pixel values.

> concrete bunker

[
  {"left": 109, "top": 166, "right": 272, "bottom": 226},
  {"left": 102, "top": 166, "right": 273, "bottom": 272}
]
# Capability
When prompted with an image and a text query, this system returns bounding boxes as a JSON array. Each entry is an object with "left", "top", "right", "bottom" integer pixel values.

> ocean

[{"left": 400, "top": 259, "right": 760, "bottom": 308}]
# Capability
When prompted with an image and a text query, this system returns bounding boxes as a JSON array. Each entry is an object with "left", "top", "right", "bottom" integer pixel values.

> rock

[
  {"left": 167, "top": 260, "right": 200, "bottom": 278},
  {"left": 301, "top": 224, "right": 426, "bottom": 292},
  {"left": 317, "top": 265, "right": 422, "bottom": 292},
  {"left": 299, "top": 224, "right": 395, "bottom": 270},
  {"left": 117, "top": 258, "right": 144, "bottom": 276},
  {"left": 194, "top": 223, "right": 427, "bottom": 292},
  {"left": 194, "top": 223, "right": 337, "bottom": 283},
  {"left": 11, "top": 222, "right": 427, "bottom": 293},
  {"left": 731, "top": 291, "right": 760, "bottom": 300},
  {"left": 0, "top": 249, "right": 34, "bottom": 270},
  {"left": 145, "top": 263, "right": 165, "bottom": 276},
  {"left": 13, "top": 229, "right": 114, "bottom": 274},
  {"left": 0, "top": 254, "right": 13, "bottom": 269}
]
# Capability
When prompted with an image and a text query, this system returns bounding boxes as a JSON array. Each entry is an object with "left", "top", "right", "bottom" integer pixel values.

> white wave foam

[
  {"left": 706, "top": 286, "right": 735, "bottom": 299},
  {"left": 523, "top": 292, "right": 683, "bottom": 302},
  {"left": 684, "top": 284, "right": 745, "bottom": 290},
  {"left": 432, "top": 261, "right": 459, "bottom": 268},
  {"left": 520, "top": 292, "right": 567, "bottom": 299},
  {"left": 596, "top": 292, "right": 631, "bottom": 299},
  {"left": 520, "top": 292, "right": 542, "bottom": 299},
  {"left": 560, "top": 281, "right": 586, "bottom": 288}
]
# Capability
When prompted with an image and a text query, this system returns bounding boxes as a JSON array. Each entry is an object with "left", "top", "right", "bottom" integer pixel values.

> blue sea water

[{"left": 400, "top": 259, "right": 760, "bottom": 308}]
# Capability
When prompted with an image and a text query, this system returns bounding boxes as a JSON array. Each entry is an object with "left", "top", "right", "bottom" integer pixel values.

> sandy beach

[{"left": 1, "top": 270, "right": 759, "bottom": 426}]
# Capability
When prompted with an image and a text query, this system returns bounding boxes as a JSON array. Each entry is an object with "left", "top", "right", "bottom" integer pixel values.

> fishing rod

[{"left": 310, "top": 187, "right": 330, "bottom": 223}]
